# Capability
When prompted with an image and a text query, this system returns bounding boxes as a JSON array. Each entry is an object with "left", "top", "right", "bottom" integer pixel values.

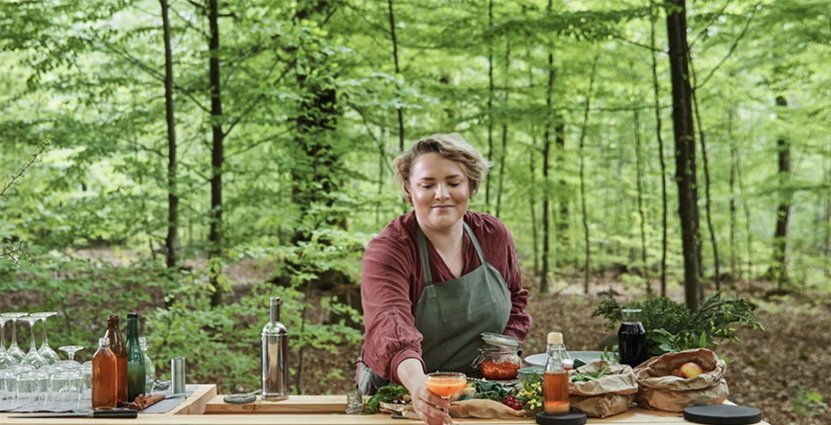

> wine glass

[
  {"left": 31, "top": 312, "right": 60, "bottom": 365},
  {"left": 19, "top": 316, "right": 47, "bottom": 369},
  {"left": 425, "top": 372, "right": 467, "bottom": 416},
  {"left": 0, "top": 315, "right": 19, "bottom": 368},
  {"left": 58, "top": 345, "right": 84, "bottom": 363},
  {"left": 1, "top": 312, "right": 29, "bottom": 363}
]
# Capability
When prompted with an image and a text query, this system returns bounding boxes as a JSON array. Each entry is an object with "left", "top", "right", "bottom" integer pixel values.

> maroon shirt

[{"left": 360, "top": 211, "right": 532, "bottom": 383}]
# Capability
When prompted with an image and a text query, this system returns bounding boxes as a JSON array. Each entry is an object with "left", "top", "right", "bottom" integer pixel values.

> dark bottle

[
  {"left": 104, "top": 315, "right": 128, "bottom": 405},
  {"left": 92, "top": 337, "right": 118, "bottom": 409},
  {"left": 618, "top": 308, "right": 647, "bottom": 367},
  {"left": 125, "top": 312, "right": 146, "bottom": 402}
]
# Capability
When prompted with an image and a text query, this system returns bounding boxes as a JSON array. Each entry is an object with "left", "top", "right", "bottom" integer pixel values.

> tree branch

[
  {"left": 1, "top": 139, "right": 49, "bottom": 198},
  {"left": 694, "top": 1, "right": 762, "bottom": 90}
]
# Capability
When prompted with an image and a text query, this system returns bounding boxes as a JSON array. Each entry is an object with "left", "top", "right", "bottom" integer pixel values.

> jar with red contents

[{"left": 473, "top": 332, "right": 521, "bottom": 380}]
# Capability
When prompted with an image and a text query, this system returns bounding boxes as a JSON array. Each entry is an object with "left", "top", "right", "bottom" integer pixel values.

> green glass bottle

[{"left": 125, "top": 312, "right": 146, "bottom": 402}]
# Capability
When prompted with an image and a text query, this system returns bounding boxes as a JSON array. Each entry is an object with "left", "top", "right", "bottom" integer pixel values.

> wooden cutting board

[{"left": 205, "top": 395, "right": 348, "bottom": 414}]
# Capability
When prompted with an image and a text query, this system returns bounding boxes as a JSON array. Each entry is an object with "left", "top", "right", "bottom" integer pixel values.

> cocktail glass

[
  {"left": 31, "top": 312, "right": 60, "bottom": 365},
  {"left": 1, "top": 312, "right": 28, "bottom": 363},
  {"left": 19, "top": 316, "right": 47, "bottom": 369},
  {"left": 425, "top": 372, "right": 467, "bottom": 416}
]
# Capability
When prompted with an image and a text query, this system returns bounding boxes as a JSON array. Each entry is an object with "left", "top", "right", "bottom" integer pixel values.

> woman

[{"left": 358, "top": 133, "right": 532, "bottom": 425}]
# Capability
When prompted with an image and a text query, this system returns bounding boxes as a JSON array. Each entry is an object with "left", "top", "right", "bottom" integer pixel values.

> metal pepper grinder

[{"left": 262, "top": 297, "right": 289, "bottom": 400}]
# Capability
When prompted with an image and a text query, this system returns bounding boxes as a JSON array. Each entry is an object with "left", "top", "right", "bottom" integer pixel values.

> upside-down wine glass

[
  {"left": 58, "top": 345, "right": 84, "bottom": 364},
  {"left": 425, "top": 372, "right": 467, "bottom": 416},
  {"left": 2, "top": 312, "right": 28, "bottom": 363},
  {"left": 31, "top": 312, "right": 60, "bottom": 365},
  {"left": 0, "top": 315, "right": 18, "bottom": 368},
  {"left": 19, "top": 316, "right": 47, "bottom": 368}
]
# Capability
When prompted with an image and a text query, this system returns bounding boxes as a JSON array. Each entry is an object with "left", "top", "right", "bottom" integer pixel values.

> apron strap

[{"left": 416, "top": 221, "right": 486, "bottom": 286}]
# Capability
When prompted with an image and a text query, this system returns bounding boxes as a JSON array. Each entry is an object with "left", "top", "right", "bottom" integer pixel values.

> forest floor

[{"left": 297, "top": 273, "right": 831, "bottom": 425}]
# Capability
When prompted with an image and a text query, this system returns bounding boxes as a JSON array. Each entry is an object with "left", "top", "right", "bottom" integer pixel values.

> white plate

[{"left": 523, "top": 351, "right": 608, "bottom": 367}]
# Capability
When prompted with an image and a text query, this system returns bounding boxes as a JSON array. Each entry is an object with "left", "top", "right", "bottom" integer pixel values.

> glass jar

[{"left": 478, "top": 345, "right": 521, "bottom": 380}]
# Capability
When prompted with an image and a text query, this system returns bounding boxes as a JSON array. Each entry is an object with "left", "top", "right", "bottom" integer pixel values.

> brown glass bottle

[
  {"left": 104, "top": 315, "right": 128, "bottom": 405},
  {"left": 92, "top": 337, "right": 118, "bottom": 409}
]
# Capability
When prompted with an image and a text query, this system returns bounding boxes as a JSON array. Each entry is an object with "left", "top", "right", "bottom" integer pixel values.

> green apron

[
  {"left": 357, "top": 221, "right": 512, "bottom": 394},
  {"left": 415, "top": 222, "right": 512, "bottom": 374}
]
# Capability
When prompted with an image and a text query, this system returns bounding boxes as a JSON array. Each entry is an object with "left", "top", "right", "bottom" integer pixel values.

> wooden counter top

[{"left": 1, "top": 386, "right": 771, "bottom": 425}]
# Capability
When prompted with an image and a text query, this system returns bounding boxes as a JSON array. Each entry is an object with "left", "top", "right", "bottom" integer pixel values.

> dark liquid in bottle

[{"left": 618, "top": 321, "right": 647, "bottom": 367}]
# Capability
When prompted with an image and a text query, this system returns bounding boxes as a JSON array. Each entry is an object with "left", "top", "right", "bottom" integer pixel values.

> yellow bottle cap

[{"left": 547, "top": 332, "right": 563, "bottom": 345}]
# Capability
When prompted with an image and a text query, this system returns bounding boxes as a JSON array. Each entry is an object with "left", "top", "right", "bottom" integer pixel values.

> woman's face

[{"left": 408, "top": 152, "right": 470, "bottom": 232}]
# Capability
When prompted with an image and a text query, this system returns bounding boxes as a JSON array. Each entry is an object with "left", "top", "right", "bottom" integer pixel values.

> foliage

[
  {"left": 469, "top": 380, "right": 513, "bottom": 402},
  {"left": 515, "top": 376, "right": 543, "bottom": 411},
  {"left": 571, "top": 365, "right": 611, "bottom": 382},
  {"left": 592, "top": 292, "right": 764, "bottom": 356},
  {"left": 792, "top": 387, "right": 828, "bottom": 417},
  {"left": 363, "top": 384, "right": 410, "bottom": 415}
]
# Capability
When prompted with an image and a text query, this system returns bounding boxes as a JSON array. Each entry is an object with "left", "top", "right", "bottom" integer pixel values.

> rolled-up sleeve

[{"left": 361, "top": 236, "right": 424, "bottom": 383}]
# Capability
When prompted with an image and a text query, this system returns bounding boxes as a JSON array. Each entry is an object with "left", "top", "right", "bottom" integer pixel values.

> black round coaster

[
  {"left": 683, "top": 405, "right": 763, "bottom": 425},
  {"left": 535, "top": 411, "right": 587, "bottom": 425}
]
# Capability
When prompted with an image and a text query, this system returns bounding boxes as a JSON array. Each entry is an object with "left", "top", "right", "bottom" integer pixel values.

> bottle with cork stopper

[{"left": 543, "top": 332, "right": 570, "bottom": 415}]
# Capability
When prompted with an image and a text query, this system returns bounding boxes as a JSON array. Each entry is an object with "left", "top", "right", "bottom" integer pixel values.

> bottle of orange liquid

[
  {"left": 543, "top": 332, "right": 570, "bottom": 414},
  {"left": 92, "top": 337, "right": 118, "bottom": 409}
]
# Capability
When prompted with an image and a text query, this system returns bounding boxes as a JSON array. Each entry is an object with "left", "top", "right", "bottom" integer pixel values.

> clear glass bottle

[
  {"left": 543, "top": 332, "right": 570, "bottom": 415},
  {"left": 125, "top": 313, "right": 146, "bottom": 402},
  {"left": 92, "top": 337, "right": 118, "bottom": 409},
  {"left": 104, "top": 315, "right": 127, "bottom": 405},
  {"left": 139, "top": 337, "right": 155, "bottom": 395},
  {"left": 618, "top": 308, "right": 647, "bottom": 368},
  {"left": 262, "top": 297, "right": 289, "bottom": 400}
]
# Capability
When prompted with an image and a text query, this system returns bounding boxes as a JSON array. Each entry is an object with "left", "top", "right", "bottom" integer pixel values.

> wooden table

[{"left": 1, "top": 385, "right": 771, "bottom": 425}]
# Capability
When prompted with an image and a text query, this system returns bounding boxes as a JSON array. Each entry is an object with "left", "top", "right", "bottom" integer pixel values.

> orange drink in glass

[{"left": 426, "top": 371, "right": 467, "bottom": 415}]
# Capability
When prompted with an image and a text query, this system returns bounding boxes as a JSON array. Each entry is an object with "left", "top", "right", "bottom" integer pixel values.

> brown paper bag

[
  {"left": 567, "top": 361, "right": 638, "bottom": 418},
  {"left": 634, "top": 348, "right": 729, "bottom": 412},
  {"left": 379, "top": 399, "right": 530, "bottom": 420}
]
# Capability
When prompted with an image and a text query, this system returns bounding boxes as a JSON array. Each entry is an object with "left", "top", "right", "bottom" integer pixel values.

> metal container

[
  {"left": 262, "top": 297, "right": 289, "bottom": 400},
  {"left": 171, "top": 357, "right": 186, "bottom": 394}
]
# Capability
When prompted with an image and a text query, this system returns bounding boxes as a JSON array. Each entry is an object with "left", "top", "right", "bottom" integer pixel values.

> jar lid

[{"left": 481, "top": 332, "right": 520, "bottom": 348}]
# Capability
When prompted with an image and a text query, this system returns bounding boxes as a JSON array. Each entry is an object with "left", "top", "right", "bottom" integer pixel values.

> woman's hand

[
  {"left": 409, "top": 378, "right": 452, "bottom": 425},
  {"left": 397, "top": 358, "right": 453, "bottom": 425}
]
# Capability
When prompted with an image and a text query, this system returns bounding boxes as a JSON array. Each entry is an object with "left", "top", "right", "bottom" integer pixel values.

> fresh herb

[
  {"left": 363, "top": 384, "right": 410, "bottom": 414},
  {"left": 571, "top": 365, "right": 610, "bottom": 382},
  {"left": 593, "top": 292, "right": 764, "bottom": 356},
  {"left": 515, "top": 376, "right": 542, "bottom": 411},
  {"left": 471, "top": 380, "right": 514, "bottom": 402}
]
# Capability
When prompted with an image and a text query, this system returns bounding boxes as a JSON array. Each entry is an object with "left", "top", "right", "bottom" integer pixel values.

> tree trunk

[
  {"left": 387, "top": 0, "right": 404, "bottom": 152},
  {"left": 484, "top": 0, "right": 494, "bottom": 210},
  {"left": 540, "top": 25, "right": 555, "bottom": 294},
  {"left": 690, "top": 62, "right": 720, "bottom": 291},
  {"left": 633, "top": 105, "right": 651, "bottom": 295},
  {"left": 207, "top": 0, "right": 225, "bottom": 308},
  {"left": 555, "top": 122, "right": 567, "bottom": 267},
  {"left": 770, "top": 95, "right": 790, "bottom": 288},
  {"left": 728, "top": 105, "right": 738, "bottom": 283},
  {"left": 160, "top": 0, "right": 178, "bottom": 270},
  {"left": 665, "top": 0, "right": 701, "bottom": 311},
  {"left": 578, "top": 56, "right": 598, "bottom": 295},
  {"left": 650, "top": 1, "right": 669, "bottom": 296},
  {"left": 529, "top": 141, "right": 540, "bottom": 277},
  {"left": 735, "top": 137, "right": 754, "bottom": 283},
  {"left": 495, "top": 37, "right": 510, "bottom": 218}
]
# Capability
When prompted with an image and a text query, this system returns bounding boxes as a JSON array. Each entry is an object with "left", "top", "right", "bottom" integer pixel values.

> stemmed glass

[
  {"left": 1, "top": 312, "right": 28, "bottom": 363},
  {"left": 0, "top": 315, "right": 19, "bottom": 368},
  {"left": 58, "top": 345, "right": 84, "bottom": 363},
  {"left": 425, "top": 372, "right": 467, "bottom": 416},
  {"left": 31, "top": 312, "right": 60, "bottom": 365},
  {"left": 19, "top": 316, "right": 47, "bottom": 369}
]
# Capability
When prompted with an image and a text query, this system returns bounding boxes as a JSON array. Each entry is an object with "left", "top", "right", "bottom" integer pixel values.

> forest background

[{"left": 1, "top": 1, "right": 829, "bottom": 424}]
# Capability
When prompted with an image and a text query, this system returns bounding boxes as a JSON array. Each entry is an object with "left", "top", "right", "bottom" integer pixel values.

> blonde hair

[{"left": 393, "top": 133, "right": 490, "bottom": 203}]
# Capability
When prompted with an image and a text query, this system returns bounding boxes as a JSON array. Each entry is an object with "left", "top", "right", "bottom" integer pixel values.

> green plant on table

[{"left": 592, "top": 292, "right": 764, "bottom": 357}]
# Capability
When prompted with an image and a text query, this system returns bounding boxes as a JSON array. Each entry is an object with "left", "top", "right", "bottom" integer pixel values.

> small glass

[
  {"left": 19, "top": 316, "right": 47, "bottom": 369},
  {"left": 345, "top": 386, "right": 363, "bottom": 414},
  {"left": 2, "top": 313, "right": 28, "bottom": 363}
]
